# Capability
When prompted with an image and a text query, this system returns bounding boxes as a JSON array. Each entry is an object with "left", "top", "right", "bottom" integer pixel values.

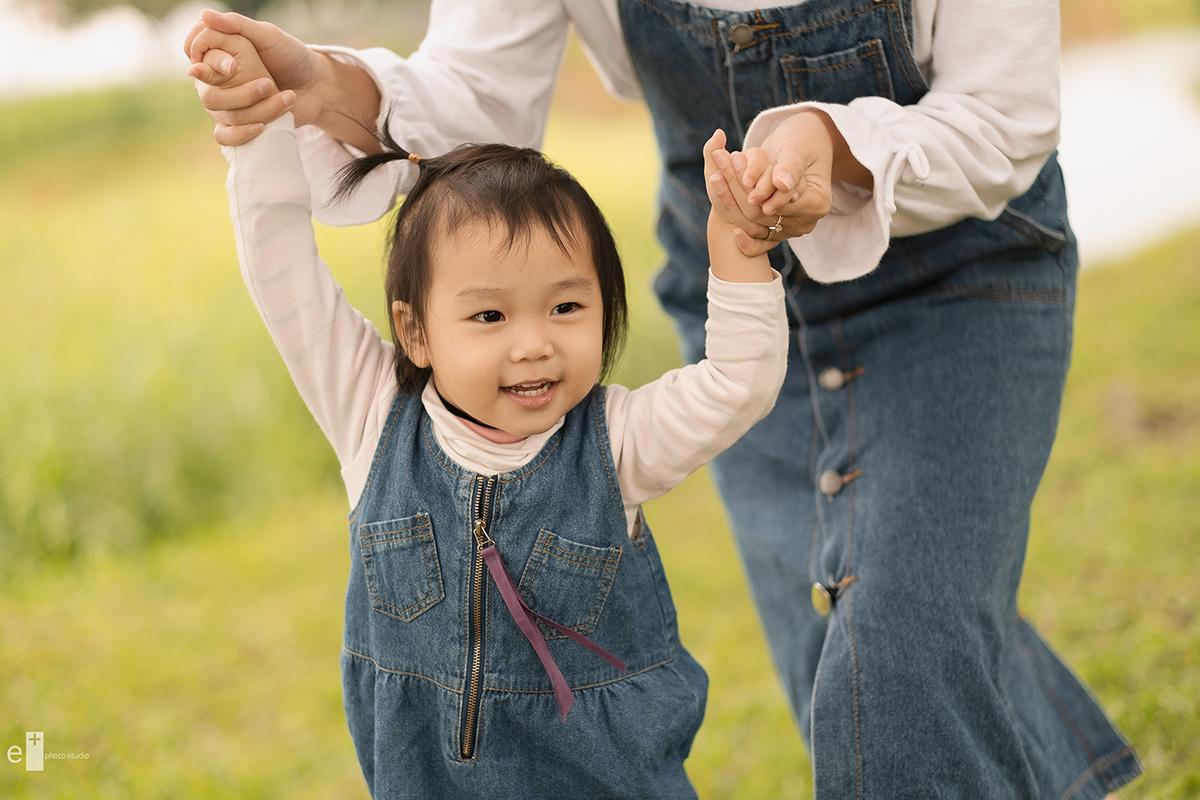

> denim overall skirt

[
  {"left": 620, "top": 0, "right": 1142, "bottom": 796},
  {"left": 342, "top": 384, "right": 707, "bottom": 799}
]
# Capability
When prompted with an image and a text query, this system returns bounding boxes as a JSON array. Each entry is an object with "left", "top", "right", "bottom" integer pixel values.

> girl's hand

[
  {"left": 703, "top": 129, "right": 775, "bottom": 282},
  {"left": 184, "top": 10, "right": 317, "bottom": 144},
  {"left": 704, "top": 129, "right": 775, "bottom": 254},
  {"left": 186, "top": 29, "right": 272, "bottom": 93}
]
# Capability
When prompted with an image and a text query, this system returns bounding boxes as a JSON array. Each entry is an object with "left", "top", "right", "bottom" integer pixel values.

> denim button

[
  {"left": 818, "top": 367, "right": 845, "bottom": 391},
  {"left": 811, "top": 583, "right": 832, "bottom": 616},
  {"left": 819, "top": 470, "right": 844, "bottom": 496},
  {"left": 729, "top": 24, "right": 755, "bottom": 46}
]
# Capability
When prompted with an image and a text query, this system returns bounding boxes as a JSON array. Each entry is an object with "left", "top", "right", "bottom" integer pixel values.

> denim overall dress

[
  {"left": 619, "top": 0, "right": 1142, "bottom": 797},
  {"left": 342, "top": 383, "right": 707, "bottom": 799}
]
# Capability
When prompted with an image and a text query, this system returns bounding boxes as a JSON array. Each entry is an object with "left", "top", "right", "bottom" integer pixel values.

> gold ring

[{"left": 767, "top": 215, "right": 784, "bottom": 240}]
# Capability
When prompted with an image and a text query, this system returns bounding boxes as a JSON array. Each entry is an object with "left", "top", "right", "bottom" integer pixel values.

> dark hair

[{"left": 335, "top": 122, "right": 627, "bottom": 394}]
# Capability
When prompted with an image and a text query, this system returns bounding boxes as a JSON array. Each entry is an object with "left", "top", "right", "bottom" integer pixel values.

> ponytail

[{"left": 330, "top": 115, "right": 422, "bottom": 206}]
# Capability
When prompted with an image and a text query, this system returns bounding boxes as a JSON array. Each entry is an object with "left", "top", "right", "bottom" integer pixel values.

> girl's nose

[{"left": 509, "top": 324, "right": 554, "bottom": 362}]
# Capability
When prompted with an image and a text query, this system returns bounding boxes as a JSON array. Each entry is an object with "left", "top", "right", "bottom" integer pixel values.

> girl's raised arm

[{"left": 214, "top": 36, "right": 398, "bottom": 502}]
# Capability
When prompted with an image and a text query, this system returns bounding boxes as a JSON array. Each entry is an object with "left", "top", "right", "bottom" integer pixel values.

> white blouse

[{"left": 295, "top": 0, "right": 1062, "bottom": 283}]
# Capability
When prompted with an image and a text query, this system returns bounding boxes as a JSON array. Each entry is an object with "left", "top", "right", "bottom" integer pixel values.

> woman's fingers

[
  {"left": 194, "top": 76, "right": 276, "bottom": 114},
  {"left": 201, "top": 87, "right": 294, "bottom": 132}
]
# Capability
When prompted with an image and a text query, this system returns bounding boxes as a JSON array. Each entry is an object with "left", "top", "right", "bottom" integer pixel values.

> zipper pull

[{"left": 473, "top": 519, "right": 494, "bottom": 548}]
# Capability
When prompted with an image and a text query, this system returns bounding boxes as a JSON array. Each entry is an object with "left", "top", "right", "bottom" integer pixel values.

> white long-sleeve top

[
  {"left": 224, "top": 116, "right": 789, "bottom": 534},
  {"left": 295, "top": 0, "right": 1062, "bottom": 283}
]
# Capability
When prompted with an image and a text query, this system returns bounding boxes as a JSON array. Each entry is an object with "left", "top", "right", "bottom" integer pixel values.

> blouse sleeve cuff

[{"left": 744, "top": 102, "right": 930, "bottom": 283}]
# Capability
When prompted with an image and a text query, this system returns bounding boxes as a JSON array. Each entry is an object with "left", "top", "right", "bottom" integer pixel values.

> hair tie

[{"left": 407, "top": 153, "right": 422, "bottom": 164}]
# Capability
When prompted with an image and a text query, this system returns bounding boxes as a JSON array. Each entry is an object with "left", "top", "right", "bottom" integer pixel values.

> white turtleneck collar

[{"left": 420, "top": 381, "right": 566, "bottom": 476}]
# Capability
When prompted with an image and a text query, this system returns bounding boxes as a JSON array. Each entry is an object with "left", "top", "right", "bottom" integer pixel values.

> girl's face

[{"left": 396, "top": 218, "right": 605, "bottom": 437}]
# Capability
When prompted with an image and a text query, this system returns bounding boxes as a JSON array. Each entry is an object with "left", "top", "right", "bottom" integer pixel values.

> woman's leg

[{"left": 707, "top": 243, "right": 1138, "bottom": 798}]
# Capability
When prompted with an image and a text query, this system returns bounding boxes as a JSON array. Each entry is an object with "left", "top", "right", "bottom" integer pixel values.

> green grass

[
  {"left": 1020, "top": 230, "right": 1200, "bottom": 798},
  {"left": 2, "top": 59, "right": 1199, "bottom": 798},
  {"left": 0, "top": 83, "right": 346, "bottom": 580}
]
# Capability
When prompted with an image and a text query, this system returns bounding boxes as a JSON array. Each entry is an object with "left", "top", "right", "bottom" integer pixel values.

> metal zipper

[{"left": 460, "top": 474, "right": 496, "bottom": 759}]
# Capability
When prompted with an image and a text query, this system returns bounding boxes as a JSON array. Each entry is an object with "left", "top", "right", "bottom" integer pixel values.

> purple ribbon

[{"left": 480, "top": 544, "right": 626, "bottom": 720}]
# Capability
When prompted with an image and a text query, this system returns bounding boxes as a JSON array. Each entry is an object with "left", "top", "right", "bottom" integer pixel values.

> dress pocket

[
  {"left": 517, "top": 530, "right": 622, "bottom": 638},
  {"left": 358, "top": 513, "right": 444, "bottom": 621},
  {"left": 781, "top": 39, "right": 895, "bottom": 104}
]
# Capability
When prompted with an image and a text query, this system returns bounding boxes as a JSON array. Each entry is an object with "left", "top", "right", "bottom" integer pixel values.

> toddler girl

[{"left": 211, "top": 33, "right": 787, "bottom": 800}]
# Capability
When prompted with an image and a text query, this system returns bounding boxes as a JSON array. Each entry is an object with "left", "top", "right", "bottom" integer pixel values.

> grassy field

[{"left": 2, "top": 18, "right": 1199, "bottom": 798}]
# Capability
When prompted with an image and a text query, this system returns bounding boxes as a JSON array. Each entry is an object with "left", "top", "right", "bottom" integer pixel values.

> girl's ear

[{"left": 392, "top": 300, "right": 430, "bottom": 368}]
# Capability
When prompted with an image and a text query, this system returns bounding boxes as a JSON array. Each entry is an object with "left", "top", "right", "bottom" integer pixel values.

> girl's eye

[
  {"left": 473, "top": 310, "right": 504, "bottom": 323},
  {"left": 551, "top": 302, "right": 579, "bottom": 316}
]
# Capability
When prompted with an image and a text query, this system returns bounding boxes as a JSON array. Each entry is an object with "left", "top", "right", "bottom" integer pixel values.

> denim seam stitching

[
  {"left": 781, "top": 39, "right": 883, "bottom": 74},
  {"left": 516, "top": 532, "right": 609, "bottom": 638},
  {"left": 846, "top": 595, "right": 864, "bottom": 799},
  {"left": 488, "top": 656, "right": 677, "bottom": 693},
  {"left": 868, "top": 41, "right": 889, "bottom": 99},
  {"left": 349, "top": 397, "right": 406, "bottom": 528},
  {"left": 523, "top": 535, "right": 623, "bottom": 638},
  {"left": 520, "top": 531, "right": 551, "bottom": 591},
  {"left": 743, "top": 5, "right": 893, "bottom": 44},
  {"left": 360, "top": 520, "right": 428, "bottom": 541},
  {"left": 1058, "top": 744, "right": 1138, "bottom": 800},
  {"left": 593, "top": 399, "right": 626, "bottom": 514},
  {"left": 421, "top": 421, "right": 473, "bottom": 478},
  {"left": 362, "top": 522, "right": 444, "bottom": 620},
  {"left": 582, "top": 547, "right": 621, "bottom": 634},
  {"left": 885, "top": 3, "right": 925, "bottom": 95},
  {"left": 499, "top": 431, "right": 565, "bottom": 482},
  {"left": 832, "top": 312, "right": 865, "bottom": 800},
  {"left": 1016, "top": 635, "right": 1110, "bottom": 787},
  {"left": 343, "top": 647, "right": 464, "bottom": 694}
]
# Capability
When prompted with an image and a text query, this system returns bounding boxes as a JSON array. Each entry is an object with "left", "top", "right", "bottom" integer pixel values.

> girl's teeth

[{"left": 510, "top": 382, "right": 549, "bottom": 397}]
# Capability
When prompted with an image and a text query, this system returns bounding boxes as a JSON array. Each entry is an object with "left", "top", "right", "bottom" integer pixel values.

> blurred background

[{"left": 1, "top": 0, "right": 1197, "bottom": 797}]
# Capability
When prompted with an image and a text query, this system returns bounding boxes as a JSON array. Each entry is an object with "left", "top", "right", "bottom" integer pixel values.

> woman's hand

[
  {"left": 184, "top": 10, "right": 332, "bottom": 145},
  {"left": 725, "top": 110, "right": 872, "bottom": 257}
]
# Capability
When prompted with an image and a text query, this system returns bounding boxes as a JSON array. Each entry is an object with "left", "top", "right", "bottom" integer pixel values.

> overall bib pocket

[
  {"left": 358, "top": 513, "right": 445, "bottom": 621},
  {"left": 782, "top": 39, "right": 896, "bottom": 104},
  {"left": 518, "top": 530, "right": 622, "bottom": 638}
]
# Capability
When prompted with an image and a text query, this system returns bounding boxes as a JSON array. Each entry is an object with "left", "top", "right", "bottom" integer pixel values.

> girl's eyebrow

[
  {"left": 454, "top": 276, "right": 596, "bottom": 305},
  {"left": 548, "top": 276, "right": 598, "bottom": 294},
  {"left": 454, "top": 286, "right": 506, "bottom": 305}
]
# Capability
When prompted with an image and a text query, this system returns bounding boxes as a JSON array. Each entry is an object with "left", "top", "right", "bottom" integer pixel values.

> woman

[{"left": 186, "top": 2, "right": 1140, "bottom": 796}]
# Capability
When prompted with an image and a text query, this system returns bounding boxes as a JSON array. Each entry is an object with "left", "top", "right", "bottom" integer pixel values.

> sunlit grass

[
  {"left": 0, "top": 84, "right": 345, "bottom": 580},
  {"left": 0, "top": 492, "right": 365, "bottom": 799},
  {"left": 1020, "top": 230, "right": 1200, "bottom": 798}
]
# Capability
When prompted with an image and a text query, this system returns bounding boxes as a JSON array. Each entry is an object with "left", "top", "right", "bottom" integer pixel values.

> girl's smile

[
  {"left": 502, "top": 380, "right": 559, "bottom": 414},
  {"left": 395, "top": 218, "right": 604, "bottom": 438}
]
